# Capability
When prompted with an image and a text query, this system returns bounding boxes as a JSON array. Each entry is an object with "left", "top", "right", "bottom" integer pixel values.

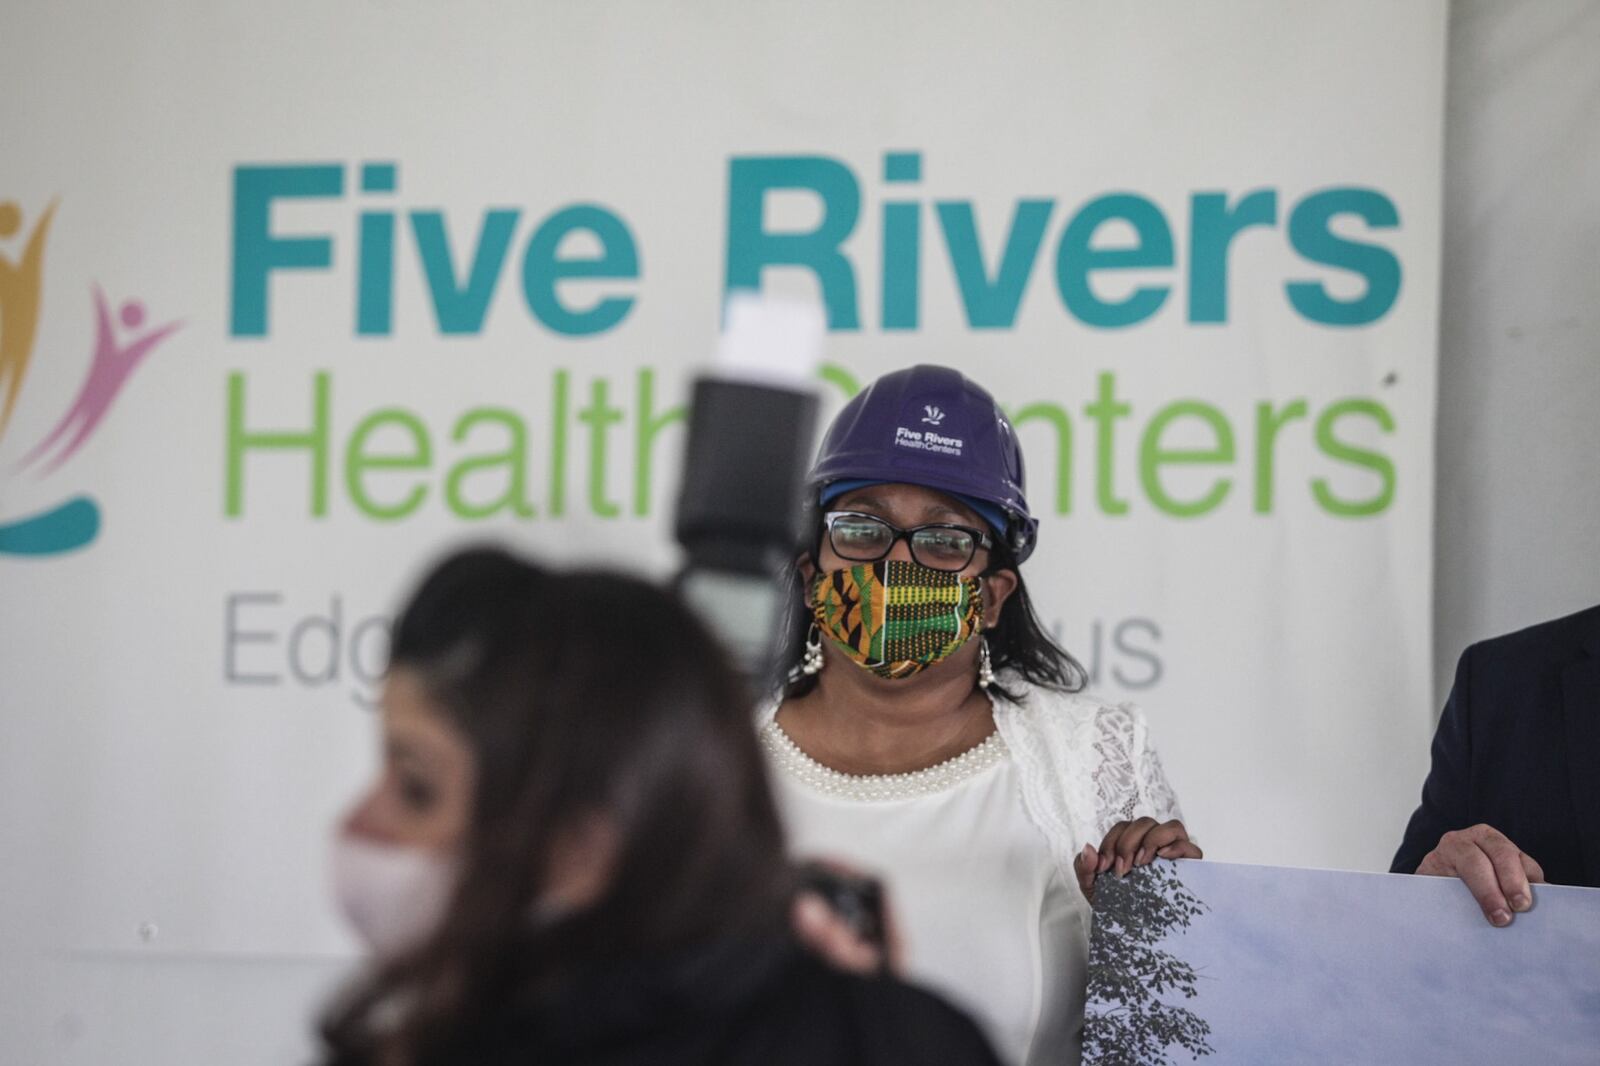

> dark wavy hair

[
  {"left": 320, "top": 546, "right": 792, "bottom": 1066},
  {"left": 780, "top": 500, "right": 1087, "bottom": 703}
]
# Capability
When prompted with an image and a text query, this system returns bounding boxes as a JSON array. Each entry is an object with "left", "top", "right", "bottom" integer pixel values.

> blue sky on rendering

[{"left": 1087, "top": 861, "right": 1600, "bottom": 1065}]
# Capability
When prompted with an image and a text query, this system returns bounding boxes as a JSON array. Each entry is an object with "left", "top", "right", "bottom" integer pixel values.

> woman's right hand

[{"left": 1073, "top": 817, "right": 1202, "bottom": 902}]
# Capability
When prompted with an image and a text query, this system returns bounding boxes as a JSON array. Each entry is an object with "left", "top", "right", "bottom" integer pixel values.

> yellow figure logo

[{"left": 0, "top": 198, "right": 58, "bottom": 441}]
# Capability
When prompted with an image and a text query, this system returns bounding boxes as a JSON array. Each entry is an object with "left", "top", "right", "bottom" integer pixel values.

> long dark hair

[
  {"left": 781, "top": 502, "right": 1087, "bottom": 703},
  {"left": 321, "top": 546, "right": 792, "bottom": 1065}
]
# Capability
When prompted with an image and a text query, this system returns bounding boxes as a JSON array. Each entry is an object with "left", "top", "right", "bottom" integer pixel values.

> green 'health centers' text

[{"left": 223, "top": 366, "right": 1395, "bottom": 524}]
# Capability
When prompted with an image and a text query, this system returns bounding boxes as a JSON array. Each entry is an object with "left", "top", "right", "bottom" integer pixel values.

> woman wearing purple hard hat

[{"left": 760, "top": 364, "right": 1199, "bottom": 1066}]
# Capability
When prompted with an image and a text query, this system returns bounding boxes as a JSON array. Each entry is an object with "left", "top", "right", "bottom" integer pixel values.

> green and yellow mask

[{"left": 809, "top": 559, "right": 983, "bottom": 680}]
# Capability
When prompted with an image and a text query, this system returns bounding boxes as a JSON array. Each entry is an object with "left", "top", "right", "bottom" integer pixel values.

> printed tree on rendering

[{"left": 1084, "top": 860, "right": 1213, "bottom": 1065}]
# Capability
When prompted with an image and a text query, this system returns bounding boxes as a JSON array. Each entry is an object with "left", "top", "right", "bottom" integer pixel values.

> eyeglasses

[{"left": 822, "top": 511, "right": 993, "bottom": 572}]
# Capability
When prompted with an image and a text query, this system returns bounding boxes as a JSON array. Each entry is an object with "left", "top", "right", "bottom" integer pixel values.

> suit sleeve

[{"left": 1391, "top": 644, "right": 1475, "bottom": 873}]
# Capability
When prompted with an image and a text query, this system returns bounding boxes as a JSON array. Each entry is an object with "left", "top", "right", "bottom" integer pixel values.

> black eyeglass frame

[{"left": 820, "top": 510, "right": 995, "bottom": 572}]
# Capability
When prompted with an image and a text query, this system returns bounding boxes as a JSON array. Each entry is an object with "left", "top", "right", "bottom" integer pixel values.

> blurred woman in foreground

[{"left": 319, "top": 547, "right": 1000, "bottom": 1066}]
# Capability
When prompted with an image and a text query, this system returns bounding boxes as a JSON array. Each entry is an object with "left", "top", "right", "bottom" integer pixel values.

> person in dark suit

[{"left": 1392, "top": 603, "right": 1600, "bottom": 923}]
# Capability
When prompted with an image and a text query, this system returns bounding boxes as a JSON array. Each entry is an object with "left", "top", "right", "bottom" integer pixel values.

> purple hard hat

[{"left": 809, "top": 365, "right": 1039, "bottom": 563}]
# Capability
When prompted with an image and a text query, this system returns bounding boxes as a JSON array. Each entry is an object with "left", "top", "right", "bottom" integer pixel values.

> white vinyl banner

[{"left": 1, "top": 0, "right": 1444, "bottom": 984}]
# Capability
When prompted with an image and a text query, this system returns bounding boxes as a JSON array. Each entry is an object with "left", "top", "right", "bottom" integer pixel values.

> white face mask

[{"left": 331, "top": 831, "right": 457, "bottom": 957}]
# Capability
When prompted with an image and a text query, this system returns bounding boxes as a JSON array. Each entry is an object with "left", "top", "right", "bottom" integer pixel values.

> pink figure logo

[{"left": 17, "top": 285, "right": 181, "bottom": 475}]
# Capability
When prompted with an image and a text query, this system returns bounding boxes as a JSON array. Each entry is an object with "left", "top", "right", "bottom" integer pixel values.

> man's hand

[
  {"left": 1415, "top": 823, "right": 1545, "bottom": 926},
  {"left": 1074, "top": 817, "right": 1202, "bottom": 902}
]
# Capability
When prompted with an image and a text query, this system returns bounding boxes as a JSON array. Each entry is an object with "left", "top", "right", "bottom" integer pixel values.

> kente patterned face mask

[{"left": 810, "top": 559, "right": 983, "bottom": 679}]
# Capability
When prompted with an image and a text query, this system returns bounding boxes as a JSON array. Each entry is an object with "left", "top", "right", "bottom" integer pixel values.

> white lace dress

[{"left": 758, "top": 679, "right": 1183, "bottom": 1066}]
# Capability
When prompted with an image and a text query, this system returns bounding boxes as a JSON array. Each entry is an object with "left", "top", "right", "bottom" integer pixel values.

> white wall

[
  {"left": 1433, "top": 0, "right": 1600, "bottom": 704},
  {"left": 0, "top": 949, "right": 344, "bottom": 1066}
]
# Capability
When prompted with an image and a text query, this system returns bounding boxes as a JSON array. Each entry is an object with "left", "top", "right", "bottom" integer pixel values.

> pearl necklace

[{"left": 760, "top": 720, "right": 1009, "bottom": 802}]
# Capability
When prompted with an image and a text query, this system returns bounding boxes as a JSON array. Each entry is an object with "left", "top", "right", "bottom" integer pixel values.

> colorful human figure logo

[
  {"left": 18, "top": 286, "right": 182, "bottom": 475},
  {"left": 0, "top": 198, "right": 179, "bottom": 556}
]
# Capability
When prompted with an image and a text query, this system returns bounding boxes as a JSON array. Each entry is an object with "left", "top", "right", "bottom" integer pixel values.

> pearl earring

[
  {"left": 977, "top": 635, "right": 995, "bottom": 689},
  {"left": 801, "top": 624, "right": 825, "bottom": 676}
]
